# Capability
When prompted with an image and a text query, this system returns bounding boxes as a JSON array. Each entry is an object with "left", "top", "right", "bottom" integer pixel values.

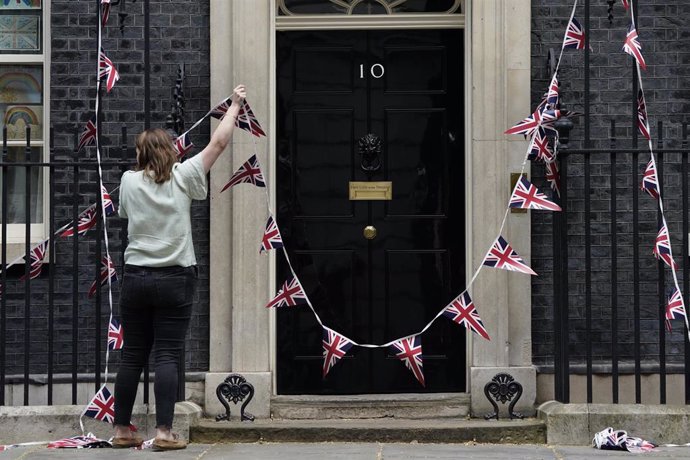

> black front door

[{"left": 276, "top": 29, "right": 464, "bottom": 394}]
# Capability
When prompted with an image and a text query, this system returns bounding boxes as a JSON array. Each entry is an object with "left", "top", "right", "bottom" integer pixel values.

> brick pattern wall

[
  {"left": 531, "top": 1, "right": 690, "bottom": 370},
  {"left": 3, "top": 0, "right": 211, "bottom": 376}
]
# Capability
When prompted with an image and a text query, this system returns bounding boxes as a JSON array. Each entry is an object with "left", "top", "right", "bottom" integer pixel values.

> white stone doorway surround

[{"left": 205, "top": 0, "right": 535, "bottom": 418}]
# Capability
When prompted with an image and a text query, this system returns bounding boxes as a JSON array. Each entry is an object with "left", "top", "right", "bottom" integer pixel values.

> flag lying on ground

[
  {"left": 88, "top": 256, "right": 117, "bottom": 298},
  {"left": 483, "top": 236, "right": 537, "bottom": 276},
  {"left": 389, "top": 336, "right": 425, "bottom": 387},
  {"left": 61, "top": 205, "right": 98, "bottom": 238},
  {"left": 322, "top": 327, "right": 353, "bottom": 378},
  {"left": 20, "top": 240, "right": 49, "bottom": 280},
  {"left": 442, "top": 291, "right": 490, "bottom": 340},
  {"left": 623, "top": 24, "right": 647, "bottom": 70},
  {"left": 83, "top": 385, "right": 115, "bottom": 424},
  {"left": 108, "top": 317, "right": 124, "bottom": 351},
  {"left": 47, "top": 434, "right": 110, "bottom": 449},
  {"left": 260, "top": 215, "right": 283, "bottom": 254},
  {"left": 266, "top": 275, "right": 308, "bottom": 308},
  {"left": 509, "top": 175, "right": 561, "bottom": 211},
  {"left": 220, "top": 155, "right": 266, "bottom": 192}
]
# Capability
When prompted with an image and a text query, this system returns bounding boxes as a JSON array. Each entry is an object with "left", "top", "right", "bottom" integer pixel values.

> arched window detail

[{"left": 277, "top": 0, "right": 463, "bottom": 16}]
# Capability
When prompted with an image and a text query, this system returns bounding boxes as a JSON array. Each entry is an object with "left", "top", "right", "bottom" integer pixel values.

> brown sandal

[
  {"left": 152, "top": 433, "right": 187, "bottom": 451},
  {"left": 111, "top": 436, "right": 144, "bottom": 448}
]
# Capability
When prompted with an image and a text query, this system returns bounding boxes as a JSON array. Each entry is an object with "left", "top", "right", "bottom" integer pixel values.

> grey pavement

[{"left": 2, "top": 443, "right": 690, "bottom": 459}]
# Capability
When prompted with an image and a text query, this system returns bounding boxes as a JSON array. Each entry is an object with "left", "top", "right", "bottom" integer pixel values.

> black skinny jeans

[{"left": 114, "top": 264, "right": 197, "bottom": 429}]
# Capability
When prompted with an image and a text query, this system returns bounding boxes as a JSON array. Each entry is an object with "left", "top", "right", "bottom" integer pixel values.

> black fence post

[
  {"left": 1, "top": 127, "right": 7, "bottom": 406},
  {"left": 71, "top": 130, "right": 80, "bottom": 404},
  {"left": 48, "top": 126, "right": 56, "bottom": 405}
]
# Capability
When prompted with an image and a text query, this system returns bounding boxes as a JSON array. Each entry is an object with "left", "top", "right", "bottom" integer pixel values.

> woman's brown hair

[{"left": 135, "top": 128, "right": 178, "bottom": 184}]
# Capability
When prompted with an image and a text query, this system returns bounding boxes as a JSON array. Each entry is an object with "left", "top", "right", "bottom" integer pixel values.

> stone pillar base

[
  {"left": 470, "top": 366, "right": 536, "bottom": 418},
  {"left": 204, "top": 372, "right": 271, "bottom": 419}
]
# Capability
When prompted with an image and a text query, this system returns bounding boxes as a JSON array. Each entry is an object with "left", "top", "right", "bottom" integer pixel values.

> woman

[{"left": 111, "top": 85, "right": 247, "bottom": 450}]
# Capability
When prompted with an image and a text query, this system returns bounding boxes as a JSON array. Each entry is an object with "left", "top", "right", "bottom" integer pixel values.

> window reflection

[{"left": 0, "top": 147, "right": 43, "bottom": 223}]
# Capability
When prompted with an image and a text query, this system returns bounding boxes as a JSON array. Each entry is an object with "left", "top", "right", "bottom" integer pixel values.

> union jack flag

[
  {"left": 47, "top": 434, "right": 109, "bottom": 449},
  {"left": 621, "top": 0, "right": 629, "bottom": 10},
  {"left": 442, "top": 291, "right": 490, "bottom": 341},
  {"left": 101, "top": 0, "right": 111, "bottom": 26},
  {"left": 506, "top": 109, "right": 562, "bottom": 137},
  {"left": 389, "top": 336, "right": 425, "bottom": 387},
  {"left": 173, "top": 133, "right": 194, "bottom": 158},
  {"left": 623, "top": 24, "right": 647, "bottom": 70},
  {"left": 266, "top": 275, "right": 308, "bottom": 308},
  {"left": 83, "top": 385, "right": 115, "bottom": 424},
  {"left": 641, "top": 158, "right": 660, "bottom": 199},
  {"left": 98, "top": 48, "right": 119, "bottom": 93},
  {"left": 236, "top": 100, "right": 266, "bottom": 137},
  {"left": 510, "top": 176, "right": 561, "bottom": 211},
  {"left": 545, "top": 160, "right": 561, "bottom": 197},
  {"left": 88, "top": 256, "right": 118, "bottom": 298},
  {"left": 665, "top": 287, "right": 686, "bottom": 329},
  {"left": 483, "top": 235, "right": 537, "bottom": 276},
  {"left": 220, "top": 155, "right": 266, "bottom": 192},
  {"left": 322, "top": 327, "right": 354, "bottom": 378},
  {"left": 527, "top": 128, "right": 554, "bottom": 163},
  {"left": 101, "top": 184, "right": 115, "bottom": 216},
  {"left": 209, "top": 97, "right": 231, "bottom": 119},
  {"left": 108, "top": 318, "right": 124, "bottom": 351},
  {"left": 60, "top": 205, "right": 97, "bottom": 238},
  {"left": 260, "top": 216, "right": 283, "bottom": 254},
  {"left": 20, "top": 239, "right": 49, "bottom": 280},
  {"left": 545, "top": 74, "right": 559, "bottom": 108},
  {"left": 78, "top": 116, "right": 97, "bottom": 152},
  {"left": 653, "top": 223, "right": 676, "bottom": 270},
  {"left": 637, "top": 89, "right": 651, "bottom": 141},
  {"left": 563, "top": 17, "right": 588, "bottom": 50}
]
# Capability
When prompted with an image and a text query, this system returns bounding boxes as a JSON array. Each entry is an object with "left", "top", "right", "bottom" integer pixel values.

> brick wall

[
  {"left": 2, "top": 0, "right": 211, "bottom": 376},
  {"left": 531, "top": 1, "right": 690, "bottom": 370}
]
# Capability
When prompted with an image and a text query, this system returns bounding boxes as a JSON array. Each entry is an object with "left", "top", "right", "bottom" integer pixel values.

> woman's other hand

[{"left": 231, "top": 85, "right": 246, "bottom": 105}]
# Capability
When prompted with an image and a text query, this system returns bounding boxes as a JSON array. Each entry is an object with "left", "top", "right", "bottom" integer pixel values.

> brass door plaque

[{"left": 349, "top": 181, "right": 393, "bottom": 200}]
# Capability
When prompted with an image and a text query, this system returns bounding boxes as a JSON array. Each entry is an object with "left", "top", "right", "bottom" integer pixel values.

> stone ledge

[
  {"left": 538, "top": 401, "right": 690, "bottom": 445},
  {"left": 191, "top": 418, "right": 546, "bottom": 444},
  {"left": 0, "top": 402, "right": 202, "bottom": 445}
]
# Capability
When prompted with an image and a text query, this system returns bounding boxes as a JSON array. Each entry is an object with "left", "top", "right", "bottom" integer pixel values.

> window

[
  {"left": 0, "top": 0, "right": 47, "bottom": 244},
  {"left": 277, "top": 0, "right": 464, "bottom": 15}
]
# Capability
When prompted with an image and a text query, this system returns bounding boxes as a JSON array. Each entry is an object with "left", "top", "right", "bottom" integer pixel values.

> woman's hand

[{"left": 231, "top": 85, "right": 246, "bottom": 105}]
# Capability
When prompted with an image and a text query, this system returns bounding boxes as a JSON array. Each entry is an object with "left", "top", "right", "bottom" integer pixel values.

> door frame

[{"left": 270, "top": 9, "right": 472, "bottom": 395}]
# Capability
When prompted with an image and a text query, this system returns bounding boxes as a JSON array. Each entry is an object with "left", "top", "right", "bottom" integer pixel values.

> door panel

[{"left": 277, "top": 29, "right": 464, "bottom": 394}]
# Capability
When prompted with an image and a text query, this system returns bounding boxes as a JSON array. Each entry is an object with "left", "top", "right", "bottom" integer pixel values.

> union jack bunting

[
  {"left": 621, "top": 0, "right": 629, "bottom": 10},
  {"left": 78, "top": 116, "right": 97, "bottom": 152},
  {"left": 20, "top": 239, "right": 49, "bottom": 280},
  {"left": 563, "top": 17, "right": 589, "bottom": 50},
  {"left": 623, "top": 24, "right": 647, "bottom": 70},
  {"left": 236, "top": 100, "right": 267, "bottom": 137},
  {"left": 527, "top": 128, "right": 554, "bottom": 163},
  {"left": 510, "top": 176, "right": 562, "bottom": 211},
  {"left": 483, "top": 235, "right": 537, "bottom": 276},
  {"left": 47, "top": 434, "right": 110, "bottom": 449},
  {"left": 98, "top": 48, "right": 119, "bottom": 93},
  {"left": 641, "top": 158, "right": 660, "bottom": 199},
  {"left": 209, "top": 98, "right": 231, "bottom": 119},
  {"left": 88, "top": 256, "right": 118, "bottom": 298},
  {"left": 442, "top": 291, "right": 490, "bottom": 341},
  {"left": 506, "top": 109, "right": 562, "bottom": 137},
  {"left": 83, "top": 385, "right": 115, "bottom": 424},
  {"left": 260, "top": 215, "right": 283, "bottom": 254},
  {"left": 665, "top": 287, "right": 686, "bottom": 328},
  {"left": 60, "top": 205, "right": 97, "bottom": 238},
  {"left": 545, "top": 160, "right": 561, "bottom": 197},
  {"left": 637, "top": 89, "right": 651, "bottom": 141},
  {"left": 108, "top": 318, "right": 124, "bottom": 351},
  {"left": 220, "top": 155, "right": 266, "bottom": 192},
  {"left": 101, "top": 0, "right": 111, "bottom": 26},
  {"left": 101, "top": 184, "right": 115, "bottom": 216},
  {"left": 389, "top": 336, "right": 425, "bottom": 387},
  {"left": 322, "top": 327, "right": 354, "bottom": 378},
  {"left": 653, "top": 223, "right": 677, "bottom": 270},
  {"left": 173, "top": 133, "right": 194, "bottom": 158},
  {"left": 266, "top": 275, "right": 308, "bottom": 308},
  {"left": 545, "top": 73, "right": 559, "bottom": 108}
]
